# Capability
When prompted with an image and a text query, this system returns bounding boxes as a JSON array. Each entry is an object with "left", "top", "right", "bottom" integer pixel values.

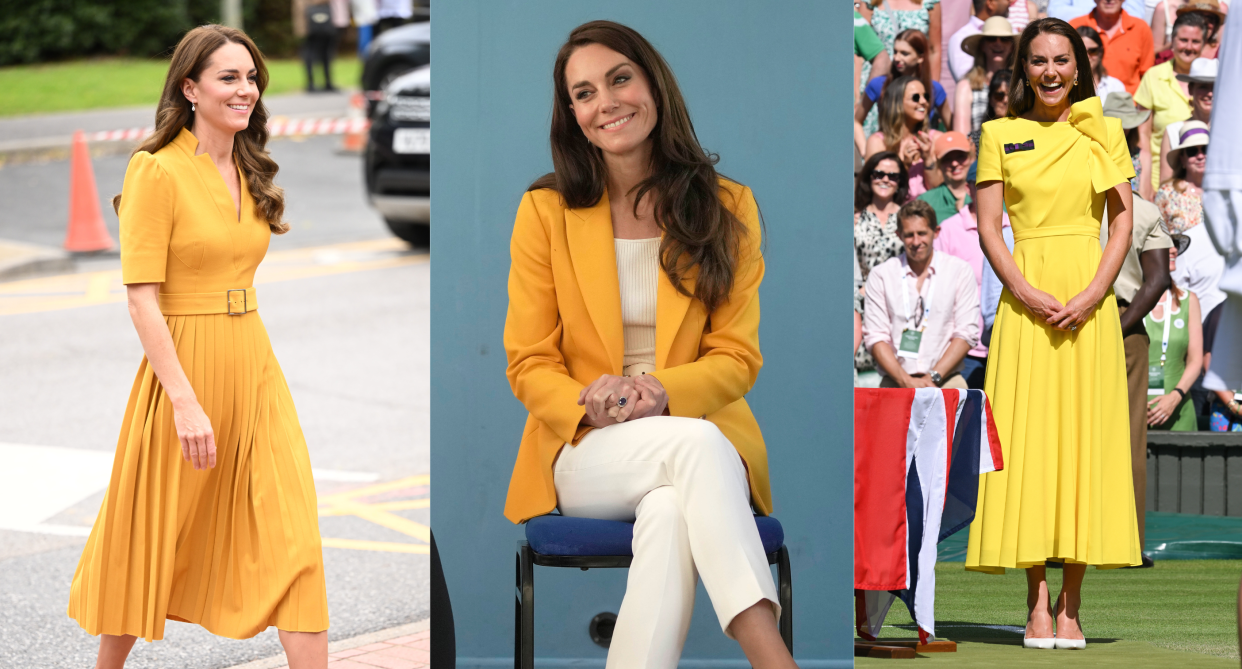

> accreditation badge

[
  {"left": 898, "top": 329, "right": 923, "bottom": 359},
  {"left": 1148, "top": 364, "right": 1165, "bottom": 395}
]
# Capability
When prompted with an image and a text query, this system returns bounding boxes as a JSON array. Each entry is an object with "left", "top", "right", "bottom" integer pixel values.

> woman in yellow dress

[
  {"left": 66, "top": 26, "right": 329, "bottom": 668},
  {"left": 968, "top": 17, "right": 1143, "bottom": 650}
]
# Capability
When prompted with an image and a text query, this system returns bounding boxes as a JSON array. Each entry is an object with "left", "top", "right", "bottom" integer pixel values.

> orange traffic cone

[
  {"left": 63, "top": 130, "right": 116, "bottom": 253},
  {"left": 340, "top": 92, "right": 369, "bottom": 153}
]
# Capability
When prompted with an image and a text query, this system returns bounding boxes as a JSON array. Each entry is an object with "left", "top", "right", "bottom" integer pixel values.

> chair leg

[
  {"left": 777, "top": 545, "right": 793, "bottom": 653},
  {"left": 516, "top": 541, "right": 535, "bottom": 669}
]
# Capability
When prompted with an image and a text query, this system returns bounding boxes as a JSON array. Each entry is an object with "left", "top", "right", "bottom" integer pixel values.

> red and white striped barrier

[{"left": 87, "top": 117, "right": 368, "bottom": 143}]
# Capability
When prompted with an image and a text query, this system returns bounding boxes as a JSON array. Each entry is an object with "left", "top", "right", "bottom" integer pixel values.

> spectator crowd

[{"left": 853, "top": 0, "right": 1239, "bottom": 431}]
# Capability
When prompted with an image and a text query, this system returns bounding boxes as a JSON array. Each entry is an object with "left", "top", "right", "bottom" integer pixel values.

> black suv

[{"left": 365, "top": 65, "right": 430, "bottom": 245}]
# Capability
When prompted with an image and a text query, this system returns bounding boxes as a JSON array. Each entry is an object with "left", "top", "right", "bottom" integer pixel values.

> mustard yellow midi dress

[
  {"left": 67, "top": 128, "right": 329, "bottom": 640},
  {"left": 965, "top": 98, "right": 1143, "bottom": 573}
]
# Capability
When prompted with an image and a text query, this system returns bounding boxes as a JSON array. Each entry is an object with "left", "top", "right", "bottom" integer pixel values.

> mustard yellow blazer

[{"left": 502, "top": 178, "right": 769, "bottom": 524}]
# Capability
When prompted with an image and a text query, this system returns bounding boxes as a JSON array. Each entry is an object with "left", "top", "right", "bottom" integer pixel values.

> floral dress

[
  {"left": 860, "top": 0, "right": 942, "bottom": 138},
  {"left": 1154, "top": 181, "right": 1204, "bottom": 234},
  {"left": 854, "top": 207, "right": 903, "bottom": 371}
]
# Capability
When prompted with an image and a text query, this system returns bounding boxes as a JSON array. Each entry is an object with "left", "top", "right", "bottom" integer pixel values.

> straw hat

[
  {"left": 962, "top": 17, "right": 1016, "bottom": 57},
  {"left": 1176, "top": 0, "right": 1225, "bottom": 21},
  {"left": 1176, "top": 57, "right": 1218, "bottom": 84},
  {"left": 1101, "top": 92, "right": 1151, "bottom": 130}
]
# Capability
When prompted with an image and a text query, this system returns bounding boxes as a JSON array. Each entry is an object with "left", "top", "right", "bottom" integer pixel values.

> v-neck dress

[
  {"left": 67, "top": 128, "right": 328, "bottom": 641},
  {"left": 965, "top": 99, "right": 1143, "bottom": 573}
]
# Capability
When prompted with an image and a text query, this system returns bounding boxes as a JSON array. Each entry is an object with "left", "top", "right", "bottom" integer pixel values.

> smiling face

[
  {"left": 1024, "top": 33, "right": 1079, "bottom": 114},
  {"left": 991, "top": 80, "right": 1010, "bottom": 117},
  {"left": 1172, "top": 25, "right": 1206, "bottom": 69},
  {"left": 1169, "top": 245, "right": 1179, "bottom": 272},
  {"left": 565, "top": 43, "right": 657, "bottom": 161},
  {"left": 1095, "top": 0, "right": 1124, "bottom": 16},
  {"left": 1190, "top": 82, "right": 1214, "bottom": 116},
  {"left": 181, "top": 42, "right": 258, "bottom": 136},
  {"left": 903, "top": 80, "right": 928, "bottom": 124},
  {"left": 942, "top": 149, "right": 972, "bottom": 183},
  {"left": 870, "top": 158, "right": 902, "bottom": 203},
  {"left": 1181, "top": 144, "right": 1208, "bottom": 179},
  {"left": 1082, "top": 34, "right": 1103, "bottom": 71},
  {"left": 899, "top": 214, "right": 937, "bottom": 263},
  {"left": 983, "top": 36, "right": 1014, "bottom": 65},
  {"left": 893, "top": 39, "right": 924, "bottom": 75}
]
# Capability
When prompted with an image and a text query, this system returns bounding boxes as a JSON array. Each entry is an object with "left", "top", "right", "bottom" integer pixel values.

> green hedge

[{"left": 0, "top": 0, "right": 299, "bottom": 67}]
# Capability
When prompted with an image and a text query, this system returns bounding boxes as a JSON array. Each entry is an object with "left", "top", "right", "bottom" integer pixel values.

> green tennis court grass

[
  {"left": 0, "top": 57, "right": 362, "bottom": 117},
  {"left": 859, "top": 560, "right": 1242, "bottom": 665}
]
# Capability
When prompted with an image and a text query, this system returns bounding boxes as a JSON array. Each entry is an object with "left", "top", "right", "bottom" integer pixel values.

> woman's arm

[
  {"left": 1050, "top": 183, "right": 1134, "bottom": 329},
  {"left": 976, "top": 180, "right": 1065, "bottom": 320},
  {"left": 1138, "top": 111, "right": 1155, "bottom": 201},
  {"left": 865, "top": 132, "right": 888, "bottom": 160},
  {"left": 1152, "top": 2, "right": 1169, "bottom": 53},
  {"left": 938, "top": 100, "right": 954, "bottom": 134},
  {"left": 927, "top": 3, "right": 942, "bottom": 91},
  {"left": 1149, "top": 291, "right": 1204, "bottom": 423},
  {"left": 856, "top": 92, "right": 876, "bottom": 125},
  {"left": 503, "top": 192, "right": 590, "bottom": 444},
  {"left": 126, "top": 283, "right": 216, "bottom": 469},
  {"left": 1158, "top": 131, "right": 1174, "bottom": 184},
  {"left": 953, "top": 81, "right": 973, "bottom": 135},
  {"left": 649, "top": 187, "right": 764, "bottom": 419}
]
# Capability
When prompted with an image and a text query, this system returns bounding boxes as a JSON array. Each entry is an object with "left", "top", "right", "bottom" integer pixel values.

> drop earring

[{"left": 191, "top": 102, "right": 196, "bottom": 112}]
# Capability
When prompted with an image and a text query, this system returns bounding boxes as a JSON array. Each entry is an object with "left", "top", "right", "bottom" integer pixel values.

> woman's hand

[
  {"left": 914, "top": 131, "right": 935, "bottom": 165},
  {"left": 1048, "top": 287, "right": 1104, "bottom": 331},
  {"left": 898, "top": 135, "right": 921, "bottom": 165},
  {"left": 626, "top": 374, "right": 670, "bottom": 420},
  {"left": 1147, "top": 392, "right": 1182, "bottom": 426},
  {"left": 172, "top": 398, "right": 216, "bottom": 469},
  {"left": 1017, "top": 286, "right": 1064, "bottom": 324},
  {"left": 578, "top": 374, "right": 637, "bottom": 428}
]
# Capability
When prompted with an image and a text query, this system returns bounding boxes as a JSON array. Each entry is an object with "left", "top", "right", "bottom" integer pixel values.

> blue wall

[{"left": 432, "top": 2, "right": 854, "bottom": 665}]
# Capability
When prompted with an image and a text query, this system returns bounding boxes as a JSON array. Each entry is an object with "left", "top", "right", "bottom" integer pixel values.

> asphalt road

[{"left": 0, "top": 135, "right": 429, "bottom": 668}]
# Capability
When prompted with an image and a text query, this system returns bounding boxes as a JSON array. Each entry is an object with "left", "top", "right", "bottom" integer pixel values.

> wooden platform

[{"left": 854, "top": 640, "right": 957, "bottom": 658}]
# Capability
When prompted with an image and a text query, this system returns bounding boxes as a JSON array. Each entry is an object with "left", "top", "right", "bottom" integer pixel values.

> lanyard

[
  {"left": 1158, "top": 291, "right": 1175, "bottom": 366},
  {"left": 901, "top": 260, "right": 935, "bottom": 332}
]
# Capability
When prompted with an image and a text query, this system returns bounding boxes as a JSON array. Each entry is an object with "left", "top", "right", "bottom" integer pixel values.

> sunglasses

[
  {"left": 991, "top": 90, "right": 1009, "bottom": 101},
  {"left": 871, "top": 170, "right": 902, "bottom": 182},
  {"left": 908, "top": 92, "right": 925, "bottom": 104},
  {"left": 1086, "top": 47, "right": 1102, "bottom": 56},
  {"left": 983, "top": 36, "right": 1009, "bottom": 45},
  {"left": 1182, "top": 145, "right": 1208, "bottom": 158}
]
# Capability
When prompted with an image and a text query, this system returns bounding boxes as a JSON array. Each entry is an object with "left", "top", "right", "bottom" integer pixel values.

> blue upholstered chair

[{"left": 515, "top": 514, "right": 792, "bottom": 667}]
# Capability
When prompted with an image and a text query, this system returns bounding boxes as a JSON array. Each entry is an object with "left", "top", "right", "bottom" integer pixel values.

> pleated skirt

[
  {"left": 67, "top": 311, "right": 329, "bottom": 640},
  {"left": 965, "top": 233, "right": 1143, "bottom": 573}
]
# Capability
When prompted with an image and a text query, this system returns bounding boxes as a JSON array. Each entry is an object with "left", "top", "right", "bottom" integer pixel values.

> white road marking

[{"left": 1, "top": 443, "right": 378, "bottom": 536}]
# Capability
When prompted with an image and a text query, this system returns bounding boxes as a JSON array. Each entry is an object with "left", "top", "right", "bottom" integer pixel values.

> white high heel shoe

[
  {"left": 1023, "top": 637, "right": 1056, "bottom": 649},
  {"left": 1053, "top": 601, "right": 1087, "bottom": 649}
]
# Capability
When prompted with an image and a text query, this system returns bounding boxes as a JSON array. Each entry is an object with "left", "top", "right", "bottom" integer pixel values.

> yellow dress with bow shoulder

[
  {"left": 67, "top": 128, "right": 329, "bottom": 640},
  {"left": 966, "top": 99, "right": 1143, "bottom": 572}
]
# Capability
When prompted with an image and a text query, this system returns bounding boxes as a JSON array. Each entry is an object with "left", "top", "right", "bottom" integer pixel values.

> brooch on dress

[{"left": 1004, "top": 140, "right": 1035, "bottom": 154}]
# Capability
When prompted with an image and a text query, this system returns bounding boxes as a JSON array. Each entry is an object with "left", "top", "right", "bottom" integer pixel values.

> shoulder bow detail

[{"left": 1068, "top": 97, "right": 1129, "bottom": 194}]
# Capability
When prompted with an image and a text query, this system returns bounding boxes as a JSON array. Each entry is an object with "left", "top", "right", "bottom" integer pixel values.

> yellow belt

[
  {"left": 1013, "top": 225, "right": 1100, "bottom": 242},
  {"left": 159, "top": 287, "right": 257, "bottom": 316}
]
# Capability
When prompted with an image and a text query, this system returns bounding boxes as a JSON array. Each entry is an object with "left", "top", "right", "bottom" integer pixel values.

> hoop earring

[{"left": 1073, "top": 77, "right": 1078, "bottom": 87}]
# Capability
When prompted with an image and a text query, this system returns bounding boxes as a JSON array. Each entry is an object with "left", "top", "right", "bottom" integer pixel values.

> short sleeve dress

[
  {"left": 965, "top": 98, "right": 1143, "bottom": 573},
  {"left": 67, "top": 128, "right": 329, "bottom": 640}
]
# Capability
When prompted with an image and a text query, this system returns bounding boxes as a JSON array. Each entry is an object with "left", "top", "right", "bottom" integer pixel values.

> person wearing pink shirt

[{"left": 864, "top": 199, "right": 982, "bottom": 388}]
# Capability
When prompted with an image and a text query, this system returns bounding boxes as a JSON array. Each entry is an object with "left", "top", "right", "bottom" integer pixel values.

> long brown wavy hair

[
  {"left": 877, "top": 75, "right": 929, "bottom": 155},
  {"left": 528, "top": 20, "right": 752, "bottom": 314},
  {"left": 113, "top": 25, "right": 287, "bottom": 233},
  {"left": 1007, "top": 18, "right": 1096, "bottom": 118}
]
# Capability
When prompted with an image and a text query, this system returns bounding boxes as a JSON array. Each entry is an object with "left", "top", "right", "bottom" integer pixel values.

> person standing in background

[
  {"left": 856, "top": 9, "right": 894, "bottom": 154},
  {"left": 1144, "top": 237, "right": 1204, "bottom": 433},
  {"left": 292, "top": 0, "right": 350, "bottom": 93},
  {"left": 352, "top": 0, "right": 378, "bottom": 57},
  {"left": 955, "top": 16, "right": 1017, "bottom": 134},
  {"left": 1009, "top": 0, "right": 1043, "bottom": 32},
  {"left": 1135, "top": 11, "right": 1209, "bottom": 197},
  {"left": 860, "top": 0, "right": 945, "bottom": 128},
  {"left": 948, "top": 0, "right": 1010, "bottom": 83},
  {"left": 374, "top": 0, "right": 413, "bottom": 36},
  {"left": 1050, "top": 0, "right": 1148, "bottom": 22},
  {"left": 1157, "top": 57, "right": 1215, "bottom": 183},
  {"left": 1078, "top": 25, "right": 1132, "bottom": 97},
  {"left": 1152, "top": 0, "right": 1229, "bottom": 58},
  {"left": 1070, "top": 0, "right": 1155, "bottom": 94}
]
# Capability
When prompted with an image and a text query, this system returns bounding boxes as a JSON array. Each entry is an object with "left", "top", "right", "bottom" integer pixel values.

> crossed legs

[{"left": 553, "top": 416, "right": 795, "bottom": 669}]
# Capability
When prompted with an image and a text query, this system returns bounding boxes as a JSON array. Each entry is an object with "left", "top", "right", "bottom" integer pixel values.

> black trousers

[
  {"left": 302, "top": 30, "right": 339, "bottom": 90},
  {"left": 430, "top": 532, "right": 455, "bottom": 667}
]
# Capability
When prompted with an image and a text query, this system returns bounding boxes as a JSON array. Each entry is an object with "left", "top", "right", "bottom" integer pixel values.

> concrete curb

[
  {"left": 0, "top": 239, "right": 75, "bottom": 281},
  {"left": 222, "top": 618, "right": 430, "bottom": 669}
]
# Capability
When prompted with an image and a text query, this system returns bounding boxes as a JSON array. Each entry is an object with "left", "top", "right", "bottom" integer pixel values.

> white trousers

[{"left": 553, "top": 416, "right": 780, "bottom": 669}]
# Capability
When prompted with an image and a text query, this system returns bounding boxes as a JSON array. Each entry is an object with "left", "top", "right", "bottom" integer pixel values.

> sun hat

[
  {"left": 1170, "top": 233, "right": 1192, "bottom": 256},
  {"left": 1176, "top": 0, "right": 1225, "bottom": 21},
  {"left": 1171, "top": 120, "right": 1211, "bottom": 152},
  {"left": 1101, "top": 92, "right": 1151, "bottom": 130},
  {"left": 962, "top": 17, "right": 1016, "bottom": 57},
  {"left": 934, "top": 131, "right": 972, "bottom": 160},
  {"left": 1176, "top": 58, "right": 1218, "bottom": 84}
]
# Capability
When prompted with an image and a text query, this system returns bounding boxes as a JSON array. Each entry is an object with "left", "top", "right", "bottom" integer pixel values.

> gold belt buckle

[{"left": 227, "top": 289, "right": 247, "bottom": 315}]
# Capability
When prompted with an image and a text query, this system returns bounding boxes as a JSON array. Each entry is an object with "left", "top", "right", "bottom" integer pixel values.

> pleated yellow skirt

[
  {"left": 965, "top": 233, "right": 1143, "bottom": 573},
  {"left": 67, "top": 311, "right": 329, "bottom": 640}
]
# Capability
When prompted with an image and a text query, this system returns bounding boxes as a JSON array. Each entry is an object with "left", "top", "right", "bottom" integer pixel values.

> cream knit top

[{"left": 615, "top": 237, "right": 660, "bottom": 376}]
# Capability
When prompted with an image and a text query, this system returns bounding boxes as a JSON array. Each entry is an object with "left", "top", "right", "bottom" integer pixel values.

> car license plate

[{"left": 393, "top": 128, "right": 430, "bottom": 154}]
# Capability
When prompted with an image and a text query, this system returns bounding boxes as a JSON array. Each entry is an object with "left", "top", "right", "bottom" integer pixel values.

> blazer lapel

[
  {"left": 566, "top": 194, "right": 624, "bottom": 375},
  {"left": 656, "top": 254, "right": 695, "bottom": 370}
]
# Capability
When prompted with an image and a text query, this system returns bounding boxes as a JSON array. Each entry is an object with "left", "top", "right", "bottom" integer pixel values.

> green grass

[
  {"left": 859, "top": 560, "right": 1242, "bottom": 666},
  {"left": 0, "top": 57, "right": 362, "bottom": 117}
]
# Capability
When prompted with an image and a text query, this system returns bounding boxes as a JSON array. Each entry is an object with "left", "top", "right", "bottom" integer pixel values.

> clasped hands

[
  {"left": 1019, "top": 284, "right": 1103, "bottom": 332},
  {"left": 577, "top": 373, "right": 669, "bottom": 429}
]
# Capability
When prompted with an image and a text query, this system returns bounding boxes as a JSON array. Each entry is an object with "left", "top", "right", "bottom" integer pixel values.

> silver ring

[
  {"left": 617, "top": 396, "right": 627, "bottom": 408},
  {"left": 1070, "top": 325, "right": 1077, "bottom": 331}
]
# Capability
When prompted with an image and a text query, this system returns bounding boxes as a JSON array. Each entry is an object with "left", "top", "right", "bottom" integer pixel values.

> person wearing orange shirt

[{"left": 1070, "top": 0, "right": 1155, "bottom": 93}]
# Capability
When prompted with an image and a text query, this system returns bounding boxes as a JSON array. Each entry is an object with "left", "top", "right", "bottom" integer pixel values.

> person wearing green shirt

[
  {"left": 917, "top": 131, "right": 972, "bottom": 224},
  {"left": 855, "top": 11, "right": 891, "bottom": 95}
]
